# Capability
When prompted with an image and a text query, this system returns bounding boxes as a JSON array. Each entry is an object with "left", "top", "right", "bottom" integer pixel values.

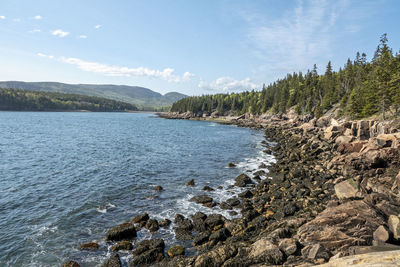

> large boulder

[
  {"left": 106, "top": 222, "right": 137, "bottom": 241},
  {"left": 296, "top": 200, "right": 385, "bottom": 255}
]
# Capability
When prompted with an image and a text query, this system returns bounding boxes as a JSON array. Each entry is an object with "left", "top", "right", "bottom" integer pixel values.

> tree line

[
  {"left": 171, "top": 34, "right": 400, "bottom": 120},
  {"left": 0, "top": 88, "right": 137, "bottom": 112}
]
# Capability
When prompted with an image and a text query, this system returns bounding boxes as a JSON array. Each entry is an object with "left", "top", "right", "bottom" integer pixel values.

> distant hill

[
  {"left": 0, "top": 88, "right": 137, "bottom": 112},
  {"left": 0, "top": 81, "right": 187, "bottom": 110}
]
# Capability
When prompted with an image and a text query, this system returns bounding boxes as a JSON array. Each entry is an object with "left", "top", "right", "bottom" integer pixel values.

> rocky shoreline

[{"left": 64, "top": 111, "right": 400, "bottom": 267}]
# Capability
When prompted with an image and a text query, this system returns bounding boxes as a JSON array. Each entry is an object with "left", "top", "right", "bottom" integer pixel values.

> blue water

[{"left": 0, "top": 112, "right": 273, "bottom": 266}]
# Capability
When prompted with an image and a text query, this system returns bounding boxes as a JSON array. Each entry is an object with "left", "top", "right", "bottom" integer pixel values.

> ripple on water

[{"left": 0, "top": 112, "right": 273, "bottom": 266}]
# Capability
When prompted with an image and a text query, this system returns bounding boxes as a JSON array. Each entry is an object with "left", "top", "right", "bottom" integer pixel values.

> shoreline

[{"left": 66, "top": 111, "right": 400, "bottom": 267}]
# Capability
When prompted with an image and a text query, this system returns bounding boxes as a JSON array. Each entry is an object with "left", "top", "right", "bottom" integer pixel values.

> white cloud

[
  {"left": 244, "top": 0, "right": 351, "bottom": 74},
  {"left": 0, "top": 16, "right": 5, "bottom": 20},
  {"left": 199, "top": 77, "right": 259, "bottom": 92},
  {"left": 34, "top": 15, "right": 42, "bottom": 20},
  {"left": 78, "top": 35, "right": 88, "bottom": 39},
  {"left": 51, "top": 29, "right": 69, "bottom": 38},
  {"left": 13, "top": 18, "right": 21, "bottom": 22},
  {"left": 29, "top": 29, "right": 41, "bottom": 33},
  {"left": 94, "top": 25, "right": 102, "bottom": 29},
  {"left": 59, "top": 56, "right": 194, "bottom": 82},
  {"left": 37, "top": 53, "right": 54, "bottom": 59}
]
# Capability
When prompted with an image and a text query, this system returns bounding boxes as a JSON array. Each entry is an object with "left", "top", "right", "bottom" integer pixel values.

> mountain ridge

[{"left": 0, "top": 81, "right": 187, "bottom": 110}]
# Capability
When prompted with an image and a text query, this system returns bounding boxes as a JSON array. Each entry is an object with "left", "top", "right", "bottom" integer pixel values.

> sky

[{"left": 0, "top": 0, "right": 399, "bottom": 95}]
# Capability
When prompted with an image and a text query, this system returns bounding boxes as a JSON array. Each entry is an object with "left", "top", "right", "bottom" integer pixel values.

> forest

[
  {"left": 171, "top": 34, "right": 400, "bottom": 120},
  {"left": 0, "top": 88, "right": 137, "bottom": 112}
]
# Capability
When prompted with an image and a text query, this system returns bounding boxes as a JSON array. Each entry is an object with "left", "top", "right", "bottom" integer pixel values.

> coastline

[{"left": 66, "top": 111, "right": 400, "bottom": 267}]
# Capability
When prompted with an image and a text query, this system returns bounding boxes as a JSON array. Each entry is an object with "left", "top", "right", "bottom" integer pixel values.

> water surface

[{"left": 0, "top": 112, "right": 274, "bottom": 266}]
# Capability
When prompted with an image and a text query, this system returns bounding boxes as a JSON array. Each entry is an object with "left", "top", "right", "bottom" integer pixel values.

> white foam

[{"left": 96, "top": 207, "right": 107, "bottom": 213}]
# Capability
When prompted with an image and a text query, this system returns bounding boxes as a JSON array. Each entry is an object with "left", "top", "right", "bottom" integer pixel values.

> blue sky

[{"left": 0, "top": 0, "right": 399, "bottom": 95}]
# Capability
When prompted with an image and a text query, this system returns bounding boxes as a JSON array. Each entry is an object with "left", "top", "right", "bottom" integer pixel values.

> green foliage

[
  {"left": 171, "top": 34, "right": 400, "bottom": 120},
  {"left": 0, "top": 88, "right": 137, "bottom": 111},
  {"left": 0, "top": 81, "right": 186, "bottom": 110}
]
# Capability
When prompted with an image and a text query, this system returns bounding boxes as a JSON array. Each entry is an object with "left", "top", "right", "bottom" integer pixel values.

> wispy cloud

[
  {"left": 59, "top": 56, "right": 194, "bottom": 83},
  {"left": 243, "top": 0, "right": 351, "bottom": 74},
  {"left": 51, "top": 29, "right": 69, "bottom": 38},
  {"left": 29, "top": 29, "right": 41, "bottom": 33},
  {"left": 34, "top": 15, "right": 42, "bottom": 20},
  {"left": 78, "top": 35, "right": 87, "bottom": 39},
  {"left": 0, "top": 16, "right": 5, "bottom": 20},
  {"left": 13, "top": 18, "right": 21, "bottom": 22},
  {"left": 199, "top": 77, "right": 259, "bottom": 92},
  {"left": 94, "top": 25, "right": 102, "bottom": 29},
  {"left": 37, "top": 53, "right": 54, "bottom": 59}
]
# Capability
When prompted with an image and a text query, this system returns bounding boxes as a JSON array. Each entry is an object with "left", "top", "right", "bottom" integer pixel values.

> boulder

[
  {"left": 234, "top": 174, "right": 252, "bottom": 187},
  {"left": 186, "top": 179, "right": 195, "bottom": 186},
  {"left": 102, "top": 254, "right": 122, "bottom": 267},
  {"left": 373, "top": 225, "right": 389, "bottom": 245},
  {"left": 324, "top": 125, "right": 343, "bottom": 140},
  {"left": 227, "top": 162, "right": 236, "bottom": 168},
  {"left": 238, "top": 190, "right": 253, "bottom": 198},
  {"left": 334, "top": 179, "right": 359, "bottom": 200},
  {"left": 106, "top": 222, "right": 136, "bottom": 241},
  {"left": 301, "top": 243, "right": 330, "bottom": 261},
  {"left": 202, "top": 185, "right": 214, "bottom": 191},
  {"left": 79, "top": 242, "right": 99, "bottom": 250},
  {"left": 62, "top": 261, "right": 80, "bottom": 267},
  {"left": 131, "top": 239, "right": 165, "bottom": 266},
  {"left": 204, "top": 214, "right": 224, "bottom": 230},
  {"left": 189, "top": 195, "right": 213, "bottom": 204},
  {"left": 278, "top": 238, "right": 298, "bottom": 256},
  {"left": 193, "top": 231, "right": 210, "bottom": 246},
  {"left": 389, "top": 215, "right": 400, "bottom": 240},
  {"left": 193, "top": 245, "right": 237, "bottom": 267},
  {"left": 296, "top": 200, "right": 385, "bottom": 255},
  {"left": 318, "top": 250, "right": 400, "bottom": 267},
  {"left": 219, "top": 202, "right": 232, "bottom": 210},
  {"left": 174, "top": 228, "right": 194, "bottom": 240},
  {"left": 357, "top": 120, "right": 371, "bottom": 140},
  {"left": 132, "top": 213, "right": 149, "bottom": 224},
  {"left": 112, "top": 241, "right": 133, "bottom": 251},
  {"left": 248, "top": 238, "right": 284, "bottom": 265},
  {"left": 335, "top": 136, "right": 354, "bottom": 145},
  {"left": 337, "top": 141, "right": 366, "bottom": 154},
  {"left": 226, "top": 198, "right": 240, "bottom": 207},
  {"left": 209, "top": 228, "right": 230, "bottom": 243},
  {"left": 145, "top": 219, "right": 159, "bottom": 232},
  {"left": 167, "top": 246, "right": 185, "bottom": 258}
]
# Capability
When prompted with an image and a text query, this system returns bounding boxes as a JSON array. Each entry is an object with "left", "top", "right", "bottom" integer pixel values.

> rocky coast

[{"left": 64, "top": 110, "right": 400, "bottom": 267}]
